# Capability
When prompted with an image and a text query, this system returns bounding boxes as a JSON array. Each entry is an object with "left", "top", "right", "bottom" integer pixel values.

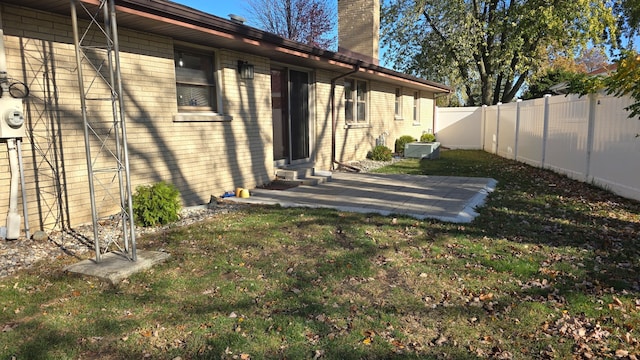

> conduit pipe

[
  {"left": 1, "top": 9, "right": 21, "bottom": 240},
  {"left": 17, "top": 139, "right": 29, "bottom": 240},
  {"left": 330, "top": 62, "right": 362, "bottom": 172},
  {"left": 6, "top": 138, "right": 20, "bottom": 239}
]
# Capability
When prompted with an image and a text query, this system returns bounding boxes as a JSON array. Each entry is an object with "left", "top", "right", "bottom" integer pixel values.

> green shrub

[
  {"left": 132, "top": 181, "right": 181, "bottom": 227},
  {"left": 367, "top": 145, "right": 393, "bottom": 161},
  {"left": 420, "top": 133, "right": 436, "bottom": 142},
  {"left": 395, "top": 135, "right": 417, "bottom": 155}
]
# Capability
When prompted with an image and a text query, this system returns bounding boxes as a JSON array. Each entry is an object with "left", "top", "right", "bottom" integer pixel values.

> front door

[{"left": 271, "top": 68, "right": 310, "bottom": 166}]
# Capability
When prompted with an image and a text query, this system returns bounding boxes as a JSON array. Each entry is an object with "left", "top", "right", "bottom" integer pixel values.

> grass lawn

[{"left": 1, "top": 150, "right": 640, "bottom": 359}]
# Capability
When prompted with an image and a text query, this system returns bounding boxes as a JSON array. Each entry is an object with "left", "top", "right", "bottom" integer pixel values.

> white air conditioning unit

[{"left": 0, "top": 96, "right": 24, "bottom": 138}]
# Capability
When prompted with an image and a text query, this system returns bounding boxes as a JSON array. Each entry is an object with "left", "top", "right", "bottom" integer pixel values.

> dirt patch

[{"left": 257, "top": 179, "right": 301, "bottom": 190}]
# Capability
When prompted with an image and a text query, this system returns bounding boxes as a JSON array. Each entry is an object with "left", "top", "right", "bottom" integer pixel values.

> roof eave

[
  {"left": 115, "top": 0, "right": 451, "bottom": 92},
  {"left": 2, "top": 0, "right": 451, "bottom": 93}
]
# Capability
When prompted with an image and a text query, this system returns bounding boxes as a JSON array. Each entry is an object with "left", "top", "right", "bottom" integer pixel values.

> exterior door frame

[{"left": 271, "top": 64, "right": 314, "bottom": 167}]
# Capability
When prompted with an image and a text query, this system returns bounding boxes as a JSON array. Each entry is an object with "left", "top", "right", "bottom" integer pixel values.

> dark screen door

[
  {"left": 289, "top": 70, "right": 309, "bottom": 161},
  {"left": 271, "top": 69, "right": 288, "bottom": 161}
]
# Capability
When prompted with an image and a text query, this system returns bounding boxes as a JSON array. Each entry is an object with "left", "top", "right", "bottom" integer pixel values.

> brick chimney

[{"left": 338, "top": 0, "right": 380, "bottom": 65}]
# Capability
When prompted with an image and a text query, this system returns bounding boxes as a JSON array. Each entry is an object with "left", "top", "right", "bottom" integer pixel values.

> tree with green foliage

[
  {"left": 606, "top": 51, "right": 640, "bottom": 118},
  {"left": 381, "top": 0, "right": 617, "bottom": 106},
  {"left": 615, "top": 0, "right": 640, "bottom": 43},
  {"left": 521, "top": 69, "right": 579, "bottom": 99},
  {"left": 523, "top": 49, "right": 608, "bottom": 100},
  {"left": 564, "top": 50, "right": 640, "bottom": 120}
]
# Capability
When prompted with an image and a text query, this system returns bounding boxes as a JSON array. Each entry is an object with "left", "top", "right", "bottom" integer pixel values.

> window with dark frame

[
  {"left": 413, "top": 91, "right": 419, "bottom": 123},
  {"left": 344, "top": 79, "right": 368, "bottom": 124},
  {"left": 395, "top": 88, "right": 402, "bottom": 118},
  {"left": 174, "top": 48, "right": 217, "bottom": 112}
]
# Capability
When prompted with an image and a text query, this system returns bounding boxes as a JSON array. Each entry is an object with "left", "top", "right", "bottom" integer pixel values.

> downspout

[
  {"left": 330, "top": 62, "right": 362, "bottom": 171},
  {"left": 5, "top": 139, "right": 20, "bottom": 240},
  {"left": 1, "top": 7, "right": 22, "bottom": 240}
]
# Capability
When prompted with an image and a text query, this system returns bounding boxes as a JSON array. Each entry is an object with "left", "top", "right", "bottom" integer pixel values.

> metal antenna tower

[{"left": 70, "top": 0, "right": 136, "bottom": 262}]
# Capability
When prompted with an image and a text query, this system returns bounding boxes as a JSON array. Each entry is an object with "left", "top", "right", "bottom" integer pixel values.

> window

[
  {"left": 174, "top": 47, "right": 217, "bottom": 112},
  {"left": 413, "top": 91, "right": 419, "bottom": 124},
  {"left": 344, "top": 79, "right": 367, "bottom": 124},
  {"left": 394, "top": 88, "right": 402, "bottom": 118}
]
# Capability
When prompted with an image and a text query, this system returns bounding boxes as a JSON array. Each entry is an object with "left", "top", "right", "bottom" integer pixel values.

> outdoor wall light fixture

[{"left": 237, "top": 60, "right": 254, "bottom": 80}]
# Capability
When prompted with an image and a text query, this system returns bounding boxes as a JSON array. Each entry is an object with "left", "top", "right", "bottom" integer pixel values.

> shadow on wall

[{"left": 11, "top": 41, "right": 274, "bottom": 231}]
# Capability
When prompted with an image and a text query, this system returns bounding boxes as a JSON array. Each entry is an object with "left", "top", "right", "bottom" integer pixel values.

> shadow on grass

[{"left": 3, "top": 150, "right": 640, "bottom": 358}]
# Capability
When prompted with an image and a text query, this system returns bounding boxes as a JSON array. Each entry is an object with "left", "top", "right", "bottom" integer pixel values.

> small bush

[
  {"left": 395, "top": 135, "right": 417, "bottom": 155},
  {"left": 420, "top": 133, "right": 436, "bottom": 142},
  {"left": 367, "top": 145, "right": 393, "bottom": 161},
  {"left": 132, "top": 181, "right": 181, "bottom": 227}
]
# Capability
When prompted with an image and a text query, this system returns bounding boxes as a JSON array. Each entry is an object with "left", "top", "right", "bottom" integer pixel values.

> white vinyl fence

[{"left": 435, "top": 93, "right": 640, "bottom": 202}]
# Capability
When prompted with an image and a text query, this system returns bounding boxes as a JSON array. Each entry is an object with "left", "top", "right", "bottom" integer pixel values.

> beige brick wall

[
  {"left": 0, "top": 5, "right": 273, "bottom": 231},
  {"left": 0, "top": 4, "right": 437, "bottom": 235},
  {"left": 338, "top": 0, "right": 380, "bottom": 62},
  {"left": 313, "top": 70, "right": 436, "bottom": 170},
  {"left": 313, "top": 70, "right": 334, "bottom": 170}
]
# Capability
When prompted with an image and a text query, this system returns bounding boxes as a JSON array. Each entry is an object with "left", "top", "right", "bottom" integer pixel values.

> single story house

[{"left": 0, "top": 0, "right": 450, "bottom": 234}]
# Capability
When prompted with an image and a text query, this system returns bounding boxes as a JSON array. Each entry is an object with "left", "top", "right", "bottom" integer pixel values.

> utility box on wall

[
  {"left": 0, "top": 97, "right": 25, "bottom": 138},
  {"left": 404, "top": 142, "right": 441, "bottom": 159}
]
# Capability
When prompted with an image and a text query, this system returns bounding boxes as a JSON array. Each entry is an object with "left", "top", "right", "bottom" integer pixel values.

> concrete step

[
  {"left": 299, "top": 174, "right": 331, "bottom": 186},
  {"left": 276, "top": 166, "right": 331, "bottom": 186},
  {"left": 276, "top": 168, "right": 312, "bottom": 180}
]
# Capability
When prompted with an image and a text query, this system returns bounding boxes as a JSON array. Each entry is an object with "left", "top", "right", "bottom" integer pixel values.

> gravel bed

[
  {"left": 339, "top": 157, "right": 404, "bottom": 173},
  {"left": 0, "top": 202, "right": 244, "bottom": 279},
  {"left": 0, "top": 158, "right": 403, "bottom": 279}
]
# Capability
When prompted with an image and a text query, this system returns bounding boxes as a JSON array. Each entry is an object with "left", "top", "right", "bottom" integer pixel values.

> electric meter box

[{"left": 0, "top": 96, "right": 25, "bottom": 138}]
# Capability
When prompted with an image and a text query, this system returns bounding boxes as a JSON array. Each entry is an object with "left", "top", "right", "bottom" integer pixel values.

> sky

[{"left": 172, "top": 1, "right": 249, "bottom": 22}]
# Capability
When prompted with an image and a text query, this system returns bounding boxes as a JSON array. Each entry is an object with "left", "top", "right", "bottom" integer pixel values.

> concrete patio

[{"left": 230, "top": 172, "right": 497, "bottom": 223}]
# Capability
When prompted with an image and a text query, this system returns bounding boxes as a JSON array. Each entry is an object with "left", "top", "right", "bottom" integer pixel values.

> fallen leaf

[
  {"left": 615, "top": 349, "right": 629, "bottom": 358},
  {"left": 313, "top": 349, "right": 325, "bottom": 359},
  {"left": 479, "top": 293, "right": 494, "bottom": 301},
  {"left": 435, "top": 334, "right": 448, "bottom": 346},
  {"left": 362, "top": 330, "right": 375, "bottom": 345},
  {"left": 624, "top": 332, "right": 635, "bottom": 343},
  {"left": 613, "top": 296, "right": 624, "bottom": 307}
]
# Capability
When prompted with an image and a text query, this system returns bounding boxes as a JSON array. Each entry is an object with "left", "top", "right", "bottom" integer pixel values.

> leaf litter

[{"left": 2, "top": 151, "right": 640, "bottom": 359}]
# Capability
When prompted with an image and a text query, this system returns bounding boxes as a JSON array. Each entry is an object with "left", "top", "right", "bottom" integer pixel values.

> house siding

[
  {"left": 313, "top": 75, "right": 437, "bottom": 169},
  {"left": 0, "top": 4, "right": 274, "bottom": 229},
  {"left": 0, "top": 4, "right": 439, "bottom": 233}
]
